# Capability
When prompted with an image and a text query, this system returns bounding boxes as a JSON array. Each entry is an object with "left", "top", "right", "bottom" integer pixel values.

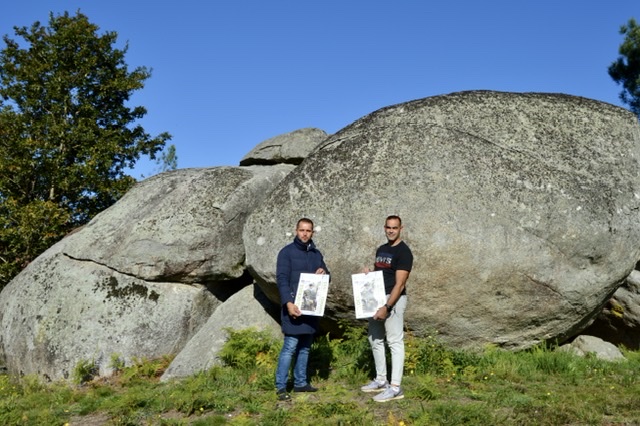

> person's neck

[{"left": 388, "top": 238, "right": 402, "bottom": 247}]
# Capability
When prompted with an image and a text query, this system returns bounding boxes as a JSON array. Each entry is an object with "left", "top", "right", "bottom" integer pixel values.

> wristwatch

[{"left": 384, "top": 303, "right": 393, "bottom": 311}]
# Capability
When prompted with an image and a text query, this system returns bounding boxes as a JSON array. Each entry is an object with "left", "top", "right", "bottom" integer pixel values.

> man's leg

[
  {"left": 275, "top": 334, "right": 299, "bottom": 391},
  {"left": 292, "top": 333, "right": 313, "bottom": 388},
  {"left": 385, "top": 295, "right": 407, "bottom": 386},
  {"left": 368, "top": 316, "right": 387, "bottom": 382}
]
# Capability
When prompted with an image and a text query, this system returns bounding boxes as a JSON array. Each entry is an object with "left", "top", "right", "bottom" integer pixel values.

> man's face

[
  {"left": 384, "top": 218, "right": 402, "bottom": 244},
  {"left": 296, "top": 221, "right": 314, "bottom": 243}
]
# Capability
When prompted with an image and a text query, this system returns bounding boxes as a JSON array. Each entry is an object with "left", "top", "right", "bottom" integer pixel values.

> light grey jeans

[{"left": 367, "top": 294, "right": 407, "bottom": 386}]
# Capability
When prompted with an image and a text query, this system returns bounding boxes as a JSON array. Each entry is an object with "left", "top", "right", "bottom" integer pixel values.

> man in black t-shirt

[{"left": 360, "top": 215, "right": 413, "bottom": 402}]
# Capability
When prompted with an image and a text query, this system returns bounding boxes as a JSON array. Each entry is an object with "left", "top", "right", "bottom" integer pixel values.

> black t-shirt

[{"left": 374, "top": 240, "right": 413, "bottom": 294}]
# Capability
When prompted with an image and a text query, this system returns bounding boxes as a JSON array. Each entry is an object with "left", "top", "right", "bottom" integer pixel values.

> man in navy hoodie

[{"left": 275, "top": 217, "right": 329, "bottom": 401}]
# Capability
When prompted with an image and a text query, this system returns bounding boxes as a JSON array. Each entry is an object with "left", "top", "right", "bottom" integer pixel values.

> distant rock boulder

[
  {"left": 239, "top": 128, "right": 328, "bottom": 166},
  {"left": 244, "top": 91, "right": 640, "bottom": 350},
  {"left": 558, "top": 335, "right": 625, "bottom": 361}
]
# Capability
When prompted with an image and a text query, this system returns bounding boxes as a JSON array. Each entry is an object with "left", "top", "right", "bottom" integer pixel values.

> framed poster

[
  {"left": 294, "top": 273, "right": 330, "bottom": 317},
  {"left": 351, "top": 271, "right": 386, "bottom": 319}
]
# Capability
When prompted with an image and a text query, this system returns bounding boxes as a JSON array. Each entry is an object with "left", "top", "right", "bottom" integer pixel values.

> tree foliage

[
  {"left": 609, "top": 18, "right": 640, "bottom": 117},
  {"left": 155, "top": 143, "right": 178, "bottom": 173},
  {"left": 0, "top": 11, "right": 171, "bottom": 287}
]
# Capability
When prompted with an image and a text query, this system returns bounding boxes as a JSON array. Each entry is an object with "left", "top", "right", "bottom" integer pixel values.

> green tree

[
  {"left": 0, "top": 11, "right": 171, "bottom": 287},
  {"left": 155, "top": 143, "right": 178, "bottom": 173},
  {"left": 609, "top": 18, "right": 640, "bottom": 117}
]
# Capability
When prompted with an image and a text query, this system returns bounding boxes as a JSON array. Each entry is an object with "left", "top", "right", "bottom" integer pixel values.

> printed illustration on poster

[
  {"left": 294, "top": 273, "right": 330, "bottom": 317},
  {"left": 351, "top": 270, "right": 386, "bottom": 319}
]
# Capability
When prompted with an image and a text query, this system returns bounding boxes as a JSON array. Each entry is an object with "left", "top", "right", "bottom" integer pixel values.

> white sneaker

[
  {"left": 372, "top": 385, "right": 404, "bottom": 402},
  {"left": 360, "top": 379, "right": 388, "bottom": 393}
]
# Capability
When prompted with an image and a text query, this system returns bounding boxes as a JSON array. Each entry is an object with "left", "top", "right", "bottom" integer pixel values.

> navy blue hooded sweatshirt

[{"left": 276, "top": 236, "right": 329, "bottom": 335}]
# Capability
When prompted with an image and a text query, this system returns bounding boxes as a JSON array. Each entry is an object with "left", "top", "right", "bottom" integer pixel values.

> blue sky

[{"left": 2, "top": 1, "right": 639, "bottom": 178}]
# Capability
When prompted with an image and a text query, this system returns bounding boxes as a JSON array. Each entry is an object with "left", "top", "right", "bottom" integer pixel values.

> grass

[{"left": 1, "top": 325, "right": 640, "bottom": 425}]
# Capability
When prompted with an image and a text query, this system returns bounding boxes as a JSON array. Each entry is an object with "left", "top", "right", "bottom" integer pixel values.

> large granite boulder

[
  {"left": 0, "top": 165, "right": 293, "bottom": 380},
  {"left": 63, "top": 165, "right": 294, "bottom": 285},
  {"left": 244, "top": 91, "right": 640, "bottom": 350},
  {"left": 0, "top": 238, "right": 217, "bottom": 381}
]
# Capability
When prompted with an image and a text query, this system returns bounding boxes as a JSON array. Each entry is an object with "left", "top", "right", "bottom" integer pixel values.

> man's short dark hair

[
  {"left": 386, "top": 215, "right": 402, "bottom": 225},
  {"left": 297, "top": 217, "right": 314, "bottom": 229}
]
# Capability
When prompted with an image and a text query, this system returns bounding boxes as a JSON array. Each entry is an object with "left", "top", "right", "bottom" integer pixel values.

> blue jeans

[{"left": 275, "top": 333, "right": 313, "bottom": 390}]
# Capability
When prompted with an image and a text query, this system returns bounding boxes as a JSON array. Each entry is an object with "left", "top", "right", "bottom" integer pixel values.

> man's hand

[
  {"left": 372, "top": 305, "right": 389, "bottom": 321},
  {"left": 315, "top": 268, "right": 326, "bottom": 274},
  {"left": 287, "top": 302, "right": 302, "bottom": 319}
]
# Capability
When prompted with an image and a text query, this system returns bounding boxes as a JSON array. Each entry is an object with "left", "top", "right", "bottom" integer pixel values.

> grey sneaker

[
  {"left": 360, "top": 379, "right": 388, "bottom": 393},
  {"left": 372, "top": 385, "right": 404, "bottom": 402}
]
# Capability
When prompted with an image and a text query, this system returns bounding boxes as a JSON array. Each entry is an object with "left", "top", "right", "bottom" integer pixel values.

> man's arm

[
  {"left": 372, "top": 269, "right": 409, "bottom": 321},
  {"left": 276, "top": 249, "right": 302, "bottom": 318},
  {"left": 276, "top": 249, "right": 293, "bottom": 304}
]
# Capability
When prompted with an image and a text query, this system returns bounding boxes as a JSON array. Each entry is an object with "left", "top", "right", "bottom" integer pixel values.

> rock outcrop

[
  {"left": 244, "top": 91, "right": 640, "bottom": 350},
  {"left": 0, "top": 165, "right": 294, "bottom": 380},
  {"left": 3, "top": 90, "right": 640, "bottom": 382}
]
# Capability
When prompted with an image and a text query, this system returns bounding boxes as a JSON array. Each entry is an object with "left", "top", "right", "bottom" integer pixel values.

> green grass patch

[{"left": 1, "top": 327, "right": 639, "bottom": 425}]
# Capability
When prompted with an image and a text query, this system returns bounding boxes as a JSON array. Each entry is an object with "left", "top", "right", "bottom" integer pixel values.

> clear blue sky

[{"left": 3, "top": 1, "right": 639, "bottom": 178}]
